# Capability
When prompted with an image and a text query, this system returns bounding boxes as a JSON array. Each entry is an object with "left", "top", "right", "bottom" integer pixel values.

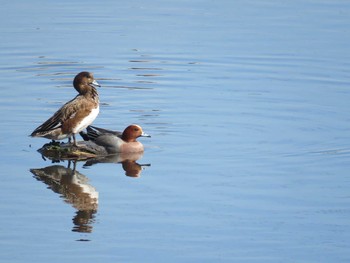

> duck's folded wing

[
  {"left": 89, "top": 126, "right": 123, "bottom": 137},
  {"left": 31, "top": 97, "right": 80, "bottom": 136}
]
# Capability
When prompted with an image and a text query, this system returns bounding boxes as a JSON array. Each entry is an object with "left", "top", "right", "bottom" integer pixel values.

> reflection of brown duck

[
  {"left": 83, "top": 152, "right": 150, "bottom": 178},
  {"left": 30, "top": 162, "right": 98, "bottom": 233}
]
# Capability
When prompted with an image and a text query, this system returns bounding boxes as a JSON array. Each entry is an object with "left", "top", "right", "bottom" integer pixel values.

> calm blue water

[{"left": 1, "top": 0, "right": 350, "bottom": 262}]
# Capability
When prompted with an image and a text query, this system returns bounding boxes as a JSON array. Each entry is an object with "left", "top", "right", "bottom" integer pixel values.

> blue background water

[{"left": 1, "top": 0, "right": 350, "bottom": 262}]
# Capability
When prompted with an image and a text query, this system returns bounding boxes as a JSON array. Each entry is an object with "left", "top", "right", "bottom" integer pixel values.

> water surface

[{"left": 1, "top": 1, "right": 350, "bottom": 262}]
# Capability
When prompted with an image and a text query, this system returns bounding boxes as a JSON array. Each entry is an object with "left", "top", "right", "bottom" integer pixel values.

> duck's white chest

[{"left": 73, "top": 106, "right": 99, "bottom": 133}]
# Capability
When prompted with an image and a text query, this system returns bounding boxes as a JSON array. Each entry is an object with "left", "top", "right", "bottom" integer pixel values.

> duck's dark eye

[{"left": 134, "top": 128, "right": 139, "bottom": 132}]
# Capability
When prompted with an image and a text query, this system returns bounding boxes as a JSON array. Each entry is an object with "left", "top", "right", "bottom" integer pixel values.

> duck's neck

[
  {"left": 89, "top": 86, "right": 99, "bottom": 101},
  {"left": 78, "top": 85, "right": 99, "bottom": 102}
]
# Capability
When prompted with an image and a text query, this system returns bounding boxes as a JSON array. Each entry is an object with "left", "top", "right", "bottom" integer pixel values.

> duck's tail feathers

[
  {"left": 79, "top": 126, "right": 100, "bottom": 141},
  {"left": 79, "top": 130, "right": 90, "bottom": 141}
]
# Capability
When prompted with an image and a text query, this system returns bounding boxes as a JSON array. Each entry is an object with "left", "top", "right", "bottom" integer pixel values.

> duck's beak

[
  {"left": 91, "top": 79, "right": 101, "bottom": 87},
  {"left": 140, "top": 132, "right": 151, "bottom": 138}
]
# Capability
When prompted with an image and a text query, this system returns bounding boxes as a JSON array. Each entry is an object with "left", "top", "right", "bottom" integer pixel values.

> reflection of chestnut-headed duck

[
  {"left": 30, "top": 72, "right": 100, "bottom": 146},
  {"left": 80, "top": 124, "right": 150, "bottom": 154},
  {"left": 83, "top": 151, "right": 151, "bottom": 177}
]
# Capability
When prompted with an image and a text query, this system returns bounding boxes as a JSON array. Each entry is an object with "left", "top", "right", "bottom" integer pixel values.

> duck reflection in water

[
  {"left": 83, "top": 151, "right": 151, "bottom": 178},
  {"left": 30, "top": 152, "right": 151, "bottom": 233},
  {"left": 30, "top": 161, "right": 98, "bottom": 233}
]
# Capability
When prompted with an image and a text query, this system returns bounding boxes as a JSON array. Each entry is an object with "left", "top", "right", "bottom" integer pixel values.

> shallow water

[{"left": 1, "top": 0, "right": 350, "bottom": 262}]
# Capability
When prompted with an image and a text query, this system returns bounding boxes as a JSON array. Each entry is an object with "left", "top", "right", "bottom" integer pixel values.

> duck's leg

[
  {"left": 72, "top": 160, "right": 77, "bottom": 172},
  {"left": 72, "top": 134, "right": 78, "bottom": 147}
]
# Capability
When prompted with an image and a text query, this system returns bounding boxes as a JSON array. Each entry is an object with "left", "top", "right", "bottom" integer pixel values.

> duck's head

[
  {"left": 73, "top": 71, "right": 100, "bottom": 94},
  {"left": 122, "top": 124, "right": 151, "bottom": 142}
]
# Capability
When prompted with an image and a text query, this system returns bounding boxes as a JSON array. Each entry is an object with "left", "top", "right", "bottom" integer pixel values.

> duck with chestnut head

[{"left": 80, "top": 124, "right": 151, "bottom": 154}]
